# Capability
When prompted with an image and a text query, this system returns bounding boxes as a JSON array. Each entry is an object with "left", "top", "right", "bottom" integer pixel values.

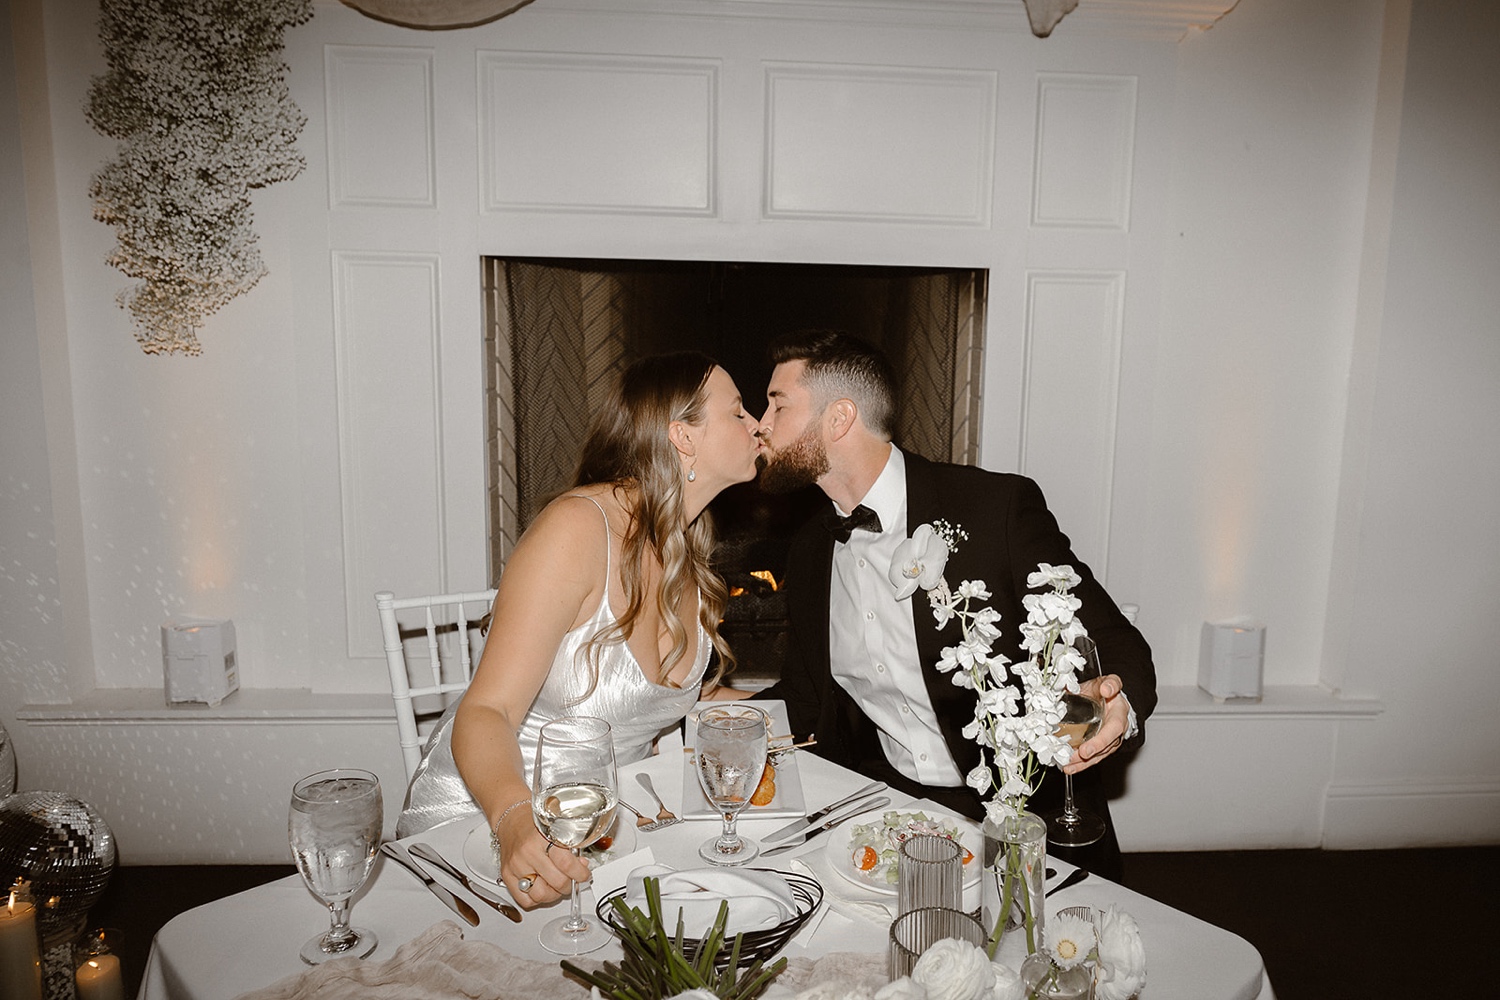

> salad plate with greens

[{"left": 825, "top": 807, "right": 979, "bottom": 895}]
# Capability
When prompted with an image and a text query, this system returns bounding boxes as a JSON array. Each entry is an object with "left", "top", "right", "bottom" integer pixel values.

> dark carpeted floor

[{"left": 92, "top": 846, "right": 1499, "bottom": 999}]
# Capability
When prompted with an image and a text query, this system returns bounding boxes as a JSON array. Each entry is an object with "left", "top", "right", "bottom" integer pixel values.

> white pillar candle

[
  {"left": 76, "top": 953, "right": 126, "bottom": 1000},
  {"left": 0, "top": 894, "right": 43, "bottom": 1000}
]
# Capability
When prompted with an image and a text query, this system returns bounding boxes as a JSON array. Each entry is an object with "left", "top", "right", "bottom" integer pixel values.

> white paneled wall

[
  {"left": 332, "top": 252, "right": 447, "bottom": 659},
  {"left": 7, "top": 0, "right": 1496, "bottom": 862},
  {"left": 480, "top": 52, "right": 719, "bottom": 215},
  {"left": 1019, "top": 270, "right": 1125, "bottom": 576},
  {"left": 764, "top": 63, "right": 996, "bottom": 224},
  {"left": 325, "top": 46, "right": 438, "bottom": 209}
]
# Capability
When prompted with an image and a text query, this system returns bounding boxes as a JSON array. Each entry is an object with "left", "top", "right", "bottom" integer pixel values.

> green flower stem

[{"left": 985, "top": 811, "right": 1042, "bottom": 960}]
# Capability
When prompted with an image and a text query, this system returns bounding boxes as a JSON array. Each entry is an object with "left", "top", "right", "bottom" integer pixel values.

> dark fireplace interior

[{"left": 483, "top": 258, "right": 987, "bottom": 686}]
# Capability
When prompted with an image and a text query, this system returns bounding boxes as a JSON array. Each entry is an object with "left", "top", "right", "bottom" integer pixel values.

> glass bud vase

[
  {"left": 980, "top": 811, "right": 1047, "bottom": 957},
  {"left": 1019, "top": 954, "right": 1092, "bottom": 1000}
]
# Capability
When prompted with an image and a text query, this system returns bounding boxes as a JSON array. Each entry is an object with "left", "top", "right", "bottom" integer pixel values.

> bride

[{"left": 449, "top": 351, "right": 760, "bottom": 908}]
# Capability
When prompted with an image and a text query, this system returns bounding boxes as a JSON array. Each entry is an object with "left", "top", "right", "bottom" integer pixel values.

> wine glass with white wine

[
  {"left": 288, "top": 768, "right": 383, "bottom": 964},
  {"left": 533, "top": 716, "right": 618, "bottom": 955},
  {"left": 1045, "top": 635, "right": 1109, "bottom": 847},
  {"left": 694, "top": 704, "right": 768, "bottom": 865}
]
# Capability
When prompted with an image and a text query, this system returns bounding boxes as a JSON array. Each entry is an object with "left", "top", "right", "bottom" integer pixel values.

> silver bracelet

[{"left": 490, "top": 797, "right": 530, "bottom": 851}]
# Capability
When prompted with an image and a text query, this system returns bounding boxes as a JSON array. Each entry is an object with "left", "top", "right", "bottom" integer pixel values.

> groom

[{"left": 754, "top": 331, "right": 1156, "bottom": 879}]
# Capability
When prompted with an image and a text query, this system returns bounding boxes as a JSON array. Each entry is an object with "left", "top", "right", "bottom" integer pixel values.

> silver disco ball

[{"left": 0, "top": 791, "right": 116, "bottom": 943}]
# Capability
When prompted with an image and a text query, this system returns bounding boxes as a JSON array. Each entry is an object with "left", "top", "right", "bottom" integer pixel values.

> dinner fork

[
  {"left": 635, "top": 773, "right": 681, "bottom": 827},
  {"left": 619, "top": 797, "right": 676, "bottom": 833}
]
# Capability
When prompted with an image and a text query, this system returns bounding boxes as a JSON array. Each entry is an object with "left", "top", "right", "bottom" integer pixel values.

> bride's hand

[{"left": 495, "top": 803, "right": 591, "bottom": 908}]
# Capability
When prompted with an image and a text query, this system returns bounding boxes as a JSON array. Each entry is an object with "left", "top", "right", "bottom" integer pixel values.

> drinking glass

[
  {"left": 533, "top": 716, "right": 618, "bottom": 955},
  {"left": 288, "top": 768, "right": 382, "bottom": 964},
  {"left": 888, "top": 906, "right": 985, "bottom": 979},
  {"left": 897, "top": 834, "right": 964, "bottom": 916},
  {"left": 1045, "top": 635, "right": 1108, "bottom": 847},
  {"left": 694, "top": 705, "right": 767, "bottom": 865}
]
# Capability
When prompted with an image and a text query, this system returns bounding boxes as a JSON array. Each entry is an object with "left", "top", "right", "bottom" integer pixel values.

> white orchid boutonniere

[{"left": 888, "top": 519, "right": 965, "bottom": 600}]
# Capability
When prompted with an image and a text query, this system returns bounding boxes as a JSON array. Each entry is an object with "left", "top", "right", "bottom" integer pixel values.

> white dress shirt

[{"left": 828, "top": 446, "right": 966, "bottom": 788}]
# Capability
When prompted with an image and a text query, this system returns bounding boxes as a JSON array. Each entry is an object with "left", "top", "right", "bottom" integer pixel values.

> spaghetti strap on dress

[{"left": 395, "top": 494, "right": 710, "bottom": 837}]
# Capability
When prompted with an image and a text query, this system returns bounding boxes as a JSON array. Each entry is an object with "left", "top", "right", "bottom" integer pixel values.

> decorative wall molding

[
  {"left": 1018, "top": 269, "right": 1126, "bottom": 575},
  {"left": 332, "top": 251, "right": 447, "bottom": 658},
  {"left": 1323, "top": 777, "right": 1500, "bottom": 849},
  {"left": 325, "top": 45, "right": 437, "bottom": 208},
  {"left": 478, "top": 51, "right": 719, "bottom": 215},
  {"left": 1032, "top": 72, "right": 1138, "bottom": 231},
  {"left": 519, "top": 0, "right": 1239, "bottom": 39},
  {"left": 763, "top": 62, "right": 996, "bottom": 225}
]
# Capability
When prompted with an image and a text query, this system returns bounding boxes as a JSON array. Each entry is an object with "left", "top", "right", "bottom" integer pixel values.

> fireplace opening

[{"left": 483, "top": 258, "right": 987, "bottom": 686}]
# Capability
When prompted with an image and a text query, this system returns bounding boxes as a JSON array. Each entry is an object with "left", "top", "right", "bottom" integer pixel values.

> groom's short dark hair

[{"left": 769, "top": 330, "right": 896, "bottom": 437}]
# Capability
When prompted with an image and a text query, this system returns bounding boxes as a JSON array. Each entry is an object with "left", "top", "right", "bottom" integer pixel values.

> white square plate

[{"left": 680, "top": 699, "right": 807, "bottom": 821}]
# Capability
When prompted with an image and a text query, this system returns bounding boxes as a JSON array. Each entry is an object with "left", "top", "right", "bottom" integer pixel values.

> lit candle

[
  {"left": 0, "top": 889, "right": 43, "bottom": 1000},
  {"left": 76, "top": 953, "right": 126, "bottom": 1000}
]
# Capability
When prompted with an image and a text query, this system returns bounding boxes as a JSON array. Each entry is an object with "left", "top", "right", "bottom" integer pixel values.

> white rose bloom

[
  {"left": 668, "top": 991, "right": 720, "bottom": 1000},
  {"left": 1095, "top": 905, "right": 1147, "bottom": 1000},
  {"left": 988, "top": 962, "right": 1024, "bottom": 1000},
  {"left": 910, "top": 938, "right": 993, "bottom": 1000},
  {"left": 874, "top": 977, "right": 929, "bottom": 1000}
]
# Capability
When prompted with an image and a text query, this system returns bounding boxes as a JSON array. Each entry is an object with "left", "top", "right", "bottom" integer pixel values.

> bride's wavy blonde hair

[{"left": 570, "top": 352, "right": 733, "bottom": 690}]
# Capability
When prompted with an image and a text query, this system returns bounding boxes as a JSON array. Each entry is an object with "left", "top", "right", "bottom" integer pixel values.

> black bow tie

[{"left": 825, "top": 504, "right": 882, "bottom": 543}]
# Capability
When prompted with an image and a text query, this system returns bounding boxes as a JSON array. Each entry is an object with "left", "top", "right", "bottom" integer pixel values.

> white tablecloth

[{"left": 139, "top": 748, "right": 1271, "bottom": 1000}]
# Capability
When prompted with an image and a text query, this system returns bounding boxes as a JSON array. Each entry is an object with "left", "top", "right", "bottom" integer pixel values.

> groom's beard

[{"left": 757, "top": 422, "right": 829, "bottom": 494}]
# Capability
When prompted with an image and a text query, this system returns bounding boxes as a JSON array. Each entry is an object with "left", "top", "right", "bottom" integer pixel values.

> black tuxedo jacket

[{"left": 761, "top": 451, "right": 1157, "bottom": 813}]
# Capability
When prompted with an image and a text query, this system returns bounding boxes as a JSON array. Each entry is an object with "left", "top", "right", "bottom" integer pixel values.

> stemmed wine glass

[
  {"left": 288, "top": 768, "right": 383, "bottom": 964},
  {"left": 533, "top": 716, "right": 618, "bottom": 955},
  {"left": 1045, "top": 635, "right": 1109, "bottom": 847},
  {"left": 694, "top": 704, "right": 768, "bottom": 866}
]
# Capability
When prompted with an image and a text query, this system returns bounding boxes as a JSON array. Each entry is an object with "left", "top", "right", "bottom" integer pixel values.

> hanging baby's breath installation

[{"left": 86, "top": 0, "right": 313, "bottom": 356}]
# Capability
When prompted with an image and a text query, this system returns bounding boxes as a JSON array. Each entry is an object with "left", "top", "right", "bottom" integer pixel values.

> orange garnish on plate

[
  {"left": 750, "top": 763, "right": 777, "bottom": 806},
  {"left": 853, "top": 845, "right": 879, "bottom": 872}
]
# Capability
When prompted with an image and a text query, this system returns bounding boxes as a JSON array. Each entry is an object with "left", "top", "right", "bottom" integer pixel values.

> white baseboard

[{"left": 1322, "top": 778, "right": 1500, "bottom": 848}]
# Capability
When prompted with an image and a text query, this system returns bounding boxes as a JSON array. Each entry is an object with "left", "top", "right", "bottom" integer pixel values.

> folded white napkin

[
  {"left": 592, "top": 846, "right": 655, "bottom": 903},
  {"left": 624, "top": 864, "right": 797, "bottom": 935}
]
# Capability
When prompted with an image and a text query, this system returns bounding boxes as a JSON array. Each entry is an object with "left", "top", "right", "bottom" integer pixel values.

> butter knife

[
  {"left": 762, "top": 794, "right": 890, "bottom": 857},
  {"left": 380, "top": 842, "right": 480, "bottom": 926},
  {"left": 764, "top": 780, "right": 886, "bottom": 845},
  {"left": 1045, "top": 868, "right": 1090, "bottom": 898},
  {"left": 409, "top": 841, "right": 522, "bottom": 923}
]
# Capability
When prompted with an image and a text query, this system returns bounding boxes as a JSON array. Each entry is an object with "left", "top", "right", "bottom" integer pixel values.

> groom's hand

[{"left": 1061, "top": 674, "right": 1130, "bottom": 775}]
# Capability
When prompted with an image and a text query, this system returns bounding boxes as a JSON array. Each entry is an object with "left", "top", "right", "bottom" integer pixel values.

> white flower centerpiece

[
  {"left": 865, "top": 923, "right": 1144, "bottom": 1000},
  {"left": 890, "top": 520, "right": 1086, "bottom": 958},
  {"left": 886, "top": 523, "right": 1147, "bottom": 996},
  {"left": 888, "top": 527, "right": 1144, "bottom": 994}
]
